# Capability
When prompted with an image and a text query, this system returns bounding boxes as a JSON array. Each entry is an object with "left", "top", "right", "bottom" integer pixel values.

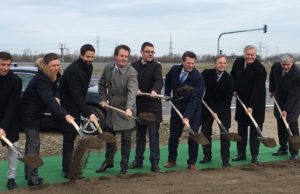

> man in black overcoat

[
  {"left": 269, "top": 54, "right": 300, "bottom": 160},
  {"left": 200, "top": 55, "right": 234, "bottom": 167},
  {"left": 230, "top": 45, "right": 267, "bottom": 164}
]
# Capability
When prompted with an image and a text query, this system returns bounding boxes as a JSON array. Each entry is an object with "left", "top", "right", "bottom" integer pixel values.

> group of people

[{"left": 1, "top": 43, "right": 300, "bottom": 190}]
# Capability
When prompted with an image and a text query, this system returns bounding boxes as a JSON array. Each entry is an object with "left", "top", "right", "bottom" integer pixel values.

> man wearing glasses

[{"left": 129, "top": 42, "right": 163, "bottom": 172}]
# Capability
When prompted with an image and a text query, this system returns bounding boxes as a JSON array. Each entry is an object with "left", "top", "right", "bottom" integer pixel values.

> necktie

[
  {"left": 112, "top": 67, "right": 119, "bottom": 76},
  {"left": 216, "top": 74, "right": 221, "bottom": 82},
  {"left": 179, "top": 72, "right": 188, "bottom": 83},
  {"left": 282, "top": 71, "right": 286, "bottom": 77}
]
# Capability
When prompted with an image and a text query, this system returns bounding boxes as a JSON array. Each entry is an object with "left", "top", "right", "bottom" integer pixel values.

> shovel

[
  {"left": 71, "top": 120, "right": 86, "bottom": 138},
  {"left": 236, "top": 95, "right": 276, "bottom": 147},
  {"left": 0, "top": 135, "right": 43, "bottom": 168},
  {"left": 90, "top": 119, "right": 116, "bottom": 143},
  {"left": 273, "top": 98, "right": 300, "bottom": 149},
  {"left": 202, "top": 100, "right": 241, "bottom": 142},
  {"left": 139, "top": 92, "right": 183, "bottom": 102},
  {"left": 167, "top": 100, "right": 209, "bottom": 145},
  {"left": 104, "top": 104, "right": 136, "bottom": 120}
]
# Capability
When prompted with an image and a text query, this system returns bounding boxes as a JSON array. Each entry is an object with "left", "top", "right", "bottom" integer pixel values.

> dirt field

[{"left": 2, "top": 108, "right": 300, "bottom": 194}]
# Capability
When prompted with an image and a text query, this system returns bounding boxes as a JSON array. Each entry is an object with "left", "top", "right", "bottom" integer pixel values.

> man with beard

[
  {"left": 59, "top": 44, "right": 98, "bottom": 178},
  {"left": 0, "top": 52, "right": 22, "bottom": 190},
  {"left": 230, "top": 45, "right": 267, "bottom": 164}
]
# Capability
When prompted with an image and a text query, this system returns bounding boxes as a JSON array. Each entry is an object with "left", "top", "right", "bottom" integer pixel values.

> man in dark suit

[
  {"left": 0, "top": 52, "right": 22, "bottom": 190},
  {"left": 200, "top": 55, "right": 234, "bottom": 167},
  {"left": 230, "top": 45, "right": 267, "bottom": 164},
  {"left": 164, "top": 51, "right": 205, "bottom": 170},
  {"left": 96, "top": 45, "right": 138, "bottom": 175},
  {"left": 129, "top": 42, "right": 163, "bottom": 172},
  {"left": 269, "top": 54, "right": 300, "bottom": 160},
  {"left": 59, "top": 44, "right": 98, "bottom": 178}
]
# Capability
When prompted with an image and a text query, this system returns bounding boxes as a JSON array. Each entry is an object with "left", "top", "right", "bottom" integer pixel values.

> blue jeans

[{"left": 134, "top": 121, "right": 160, "bottom": 165}]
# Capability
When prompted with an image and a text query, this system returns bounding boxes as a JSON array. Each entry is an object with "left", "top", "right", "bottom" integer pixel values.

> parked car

[{"left": 11, "top": 66, "right": 105, "bottom": 135}]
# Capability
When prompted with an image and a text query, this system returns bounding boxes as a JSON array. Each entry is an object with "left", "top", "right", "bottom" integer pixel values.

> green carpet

[{"left": 0, "top": 140, "right": 289, "bottom": 191}]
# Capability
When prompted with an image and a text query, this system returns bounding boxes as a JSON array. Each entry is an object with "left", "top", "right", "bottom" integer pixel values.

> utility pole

[
  {"left": 217, "top": 24, "right": 268, "bottom": 55},
  {"left": 59, "top": 43, "right": 66, "bottom": 63},
  {"left": 169, "top": 36, "right": 173, "bottom": 57},
  {"left": 96, "top": 33, "right": 100, "bottom": 57}
]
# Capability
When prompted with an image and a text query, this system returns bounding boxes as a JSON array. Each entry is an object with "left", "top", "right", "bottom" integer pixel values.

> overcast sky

[{"left": 1, "top": 0, "right": 300, "bottom": 57}]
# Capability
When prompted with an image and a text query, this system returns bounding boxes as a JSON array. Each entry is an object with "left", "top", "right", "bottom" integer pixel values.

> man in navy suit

[
  {"left": 164, "top": 51, "right": 205, "bottom": 170},
  {"left": 199, "top": 55, "right": 234, "bottom": 167}
]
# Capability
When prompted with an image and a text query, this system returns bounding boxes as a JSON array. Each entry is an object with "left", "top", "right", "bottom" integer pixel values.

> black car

[{"left": 11, "top": 66, "right": 105, "bottom": 134}]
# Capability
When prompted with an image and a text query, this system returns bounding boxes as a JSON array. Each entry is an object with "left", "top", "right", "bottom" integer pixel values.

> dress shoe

[
  {"left": 120, "top": 168, "right": 127, "bottom": 175},
  {"left": 272, "top": 150, "right": 288, "bottom": 156},
  {"left": 7, "top": 178, "right": 17, "bottom": 190},
  {"left": 188, "top": 164, "right": 196, "bottom": 170},
  {"left": 222, "top": 162, "right": 231, "bottom": 168},
  {"left": 95, "top": 161, "right": 114, "bottom": 173},
  {"left": 28, "top": 177, "right": 43, "bottom": 186},
  {"left": 290, "top": 154, "right": 298, "bottom": 160},
  {"left": 164, "top": 162, "right": 176, "bottom": 168},
  {"left": 128, "top": 160, "right": 143, "bottom": 169},
  {"left": 199, "top": 156, "right": 212, "bottom": 163},
  {"left": 151, "top": 164, "right": 160, "bottom": 172},
  {"left": 251, "top": 158, "right": 259, "bottom": 164},
  {"left": 232, "top": 155, "right": 246, "bottom": 161}
]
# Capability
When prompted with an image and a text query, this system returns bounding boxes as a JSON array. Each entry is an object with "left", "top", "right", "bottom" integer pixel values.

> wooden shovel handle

[
  {"left": 202, "top": 100, "right": 222, "bottom": 125},
  {"left": 105, "top": 104, "right": 136, "bottom": 119},
  {"left": 0, "top": 136, "right": 23, "bottom": 157},
  {"left": 273, "top": 98, "right": 293, "bottom": 136}
]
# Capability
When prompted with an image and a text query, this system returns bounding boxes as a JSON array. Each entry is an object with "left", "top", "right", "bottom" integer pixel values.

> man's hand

[
  {"left": 269, "top": 92, "right": 274, "bottom": 98},
  {"left": 233, "top": 91, "right": 237, "bottom": 97},
  {"left": 99, "top": 101, "right": 108, "bottom": 108},
  {"left": 150, "top": 90, "right": 158, "bottom": 98},
  {"left": 55, "top": 97, "right": 61, "bottom": 105},
  {"left": 89, "top": 113, "right": 98, "bottom": 123},
  {"left": 182, "top": 118, "right": 190, "bottom": 126},
  {"left": 65, "top": 115, "right": 74, "bottom": 124},
  {"left": 211, "top": 112, "right": 217, "bottom": 119},
  {"left": 125, "top": 108, "right": 133, "bottom": 117},
  {"left": 0, "top": 128, "right": 6, "bottom": 137},
  {"left": 281, "top": 111, "right": 287, "bottom": 118},
  {"left": 136, "top": 89, "right": 142, "bottom": 96},
  {"left": 246, "top": 107, "right": 253, "bottom": 115}
]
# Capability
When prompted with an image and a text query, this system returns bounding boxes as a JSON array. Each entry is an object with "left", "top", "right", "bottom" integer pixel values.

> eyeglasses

[{"left": 143, "top": 50, "right": 155, "bottom": 54}]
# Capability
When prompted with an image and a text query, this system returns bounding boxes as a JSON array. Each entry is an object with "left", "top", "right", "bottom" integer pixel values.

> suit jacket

[
  {"left": 131, "top": 60, "right": 163, "bottom": 122},
  {"left": 99, "top": 62, "right": 138, "bottom": 131},
  {"left": 231, "top": 57, "right": 267, "bottom": 124},
  {"left": 202, "top": 69, "right": 234, "bottom": 127},
  {"left": 0, "top": 71, "right": 22, "bottom": 144},
  {"left": 269, "top": 62, "right": 300, "bottom": 122},
  {"left": 165, "top": 64, "right": 205, "bottom": 128}
]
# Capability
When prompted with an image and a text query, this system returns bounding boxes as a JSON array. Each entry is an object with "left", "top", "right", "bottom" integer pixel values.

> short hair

[
  {"left": 182, "top": 51, "right": 197, "bottom": 61},
  {"left": 214, "top": 54, "right": 227, "bottom": 63},
  {"left": 141, "top": 42, "right": 154, "bottom": 51},
  {"left": 243, "top": 45, "right": 257, "bottom": 54},
  {"left": 44, "top": 53, "right": 59, "bottom": 64},
  {"left": 0, "top": 51, "right": 12, "bottom": 61},
  {"left": 80, "top": 44, "right": 95, "bottom": 56},
  {"left": 281, "top": 54, "right": 294, "bottom": 64},
  {"left": 114, "top": 44, "right": 131, "bottom": 57}
]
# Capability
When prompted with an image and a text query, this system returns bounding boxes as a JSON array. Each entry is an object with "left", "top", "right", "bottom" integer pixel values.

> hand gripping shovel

[
  {"left": 236, "top": 95, "right": 276, "bottom": 147},
  {"left": 0, "top": 135, "right": 43, "bottom": 168},
  {"left": 104, "top": 104, "right": 136, "bottom": 120},
  {"left": 273, "top": 98, "right": 300, "bottom": 149},
  {"left": 202, "top": 100, "right": 241, "bottom": 142},
  {"left": 168, "top": 100, "right": 209, "bottom": 145},
  {"left": 71, "top": 120, "right": 86, "bottom": 138},
  {"left": 139, "top": 92, "right": 184, "bottom": 102}
]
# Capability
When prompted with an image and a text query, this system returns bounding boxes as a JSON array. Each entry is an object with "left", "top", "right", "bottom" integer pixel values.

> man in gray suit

[{"left": 96, "top": 44, "right": 138, "bottom": 174}]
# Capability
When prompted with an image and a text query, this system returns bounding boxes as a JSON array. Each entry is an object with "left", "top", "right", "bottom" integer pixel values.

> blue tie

[{"left": 180, "top": 72, "right": 188, "bottom": 83}]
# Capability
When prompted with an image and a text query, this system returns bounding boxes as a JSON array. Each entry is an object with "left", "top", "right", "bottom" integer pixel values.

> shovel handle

[
  {"left": 140, "top": 92, "right": 168, "bottom": 100},
  {"left": 91, "top": 120, "right": 103, "bottom": 133},
  {"left": 70, "top": 120, "right": 85, "bottom": 138},
  {"left": 105, "top": 105, "right": 136, "bottom": 119},
  {"left": 273, "top": 98, "right": 293, "bottom": 136},
  {"left": 236, "top": 95, "right": 264, "bottom": 137},
  {"left": 0, "top": 136, "right": 23, "bottom": 157}
]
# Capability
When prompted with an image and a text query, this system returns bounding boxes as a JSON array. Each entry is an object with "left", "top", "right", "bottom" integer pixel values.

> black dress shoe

[
  {"left": 128, "top": 160, "right": 143, "bottom": 169},
  {"left": 7, "top": 178, "right": 17, "bottom": 190},
  {"left": 232, "top": 155, "right": 246, "bottom": 161},
  {"left": 290, "top": 154, "right": 298, "bottom": 160},
  {"left": 272, "top": 150, "right": 288, "bottom": 156},
  {"left": 28, "top": 177, "right": 43, "bottom": 186},
  {"left": 95, "top": 161, "right": 114, "bottom": 173},
  {"left": 120, "top": 168, "right": 127, "bottom": 175},
  {"left": 199, "top": 156, "right": 212, "bottom": 163},
  {"left": 251, "top": 158, "right": 259, "bottom": 164}
]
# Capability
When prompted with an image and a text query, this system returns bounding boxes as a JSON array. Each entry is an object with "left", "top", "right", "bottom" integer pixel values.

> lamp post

[{"left": 217, "top": 24, "right": 268, "bottom": 55}]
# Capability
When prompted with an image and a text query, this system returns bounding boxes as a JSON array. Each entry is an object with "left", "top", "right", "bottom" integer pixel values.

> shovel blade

[
  {"left": 225, "top": 133, "right": 242, "bottom": 142},
  {"left": 258, "top": 137, "right": 277, "bottom": 148},
  {"left": 190, "top": 133, "right": 210, "bottom": 145},
  {"left": 289, "top": 136, "right": 300, "bottom": 150},
  {"left": 97, "top": 132, "right": 116, "bottom": 143},
  {"left": 19, "top": 154, "right": 44, "bottom": 168}
]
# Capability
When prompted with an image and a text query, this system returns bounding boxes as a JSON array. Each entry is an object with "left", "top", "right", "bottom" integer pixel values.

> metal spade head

[
  {"left": 164, "top": 96, "right": 184, "bottom": 102},
  {"left": 97, "top": 132, "right": 116, "bottom": 143},
  {"left": 225, "top": 133, "right": 242, "bottom": 142},
  {"left": 190, "top": 133, "right": 210, "bottom": 145},
  {"left": 19, "top": 154, "right": 44, "bottom": 168},
  {"left": 258, "top": 137, "right": 277, "bottom": 147},
  {"left": 175, "top": 85, "right": 195, "bottom": 98},
  {"left": 289, "top": 136, "right": 300, "bottom": 150},
  {"left": 137, "top": 112, "right": 160, "bottom": 124}
]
